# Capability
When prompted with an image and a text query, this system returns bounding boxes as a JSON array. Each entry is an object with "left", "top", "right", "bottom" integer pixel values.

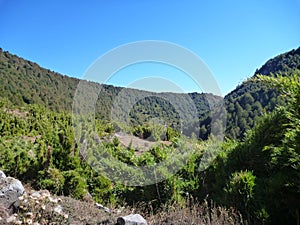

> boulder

[
  {"left": 117, "top": 214, "right": 147, "bottom": 225},
  {"left": 0, "top": 171, "right": 24, "bottom": 215},
  {"left": 0, "top": 171, "right": 6, "bottom": 179},
  {"left": 0, "top": 177, "right": 24, "bottom": 196}
]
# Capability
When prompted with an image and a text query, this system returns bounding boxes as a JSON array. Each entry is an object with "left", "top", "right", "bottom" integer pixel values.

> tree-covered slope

[
  {"left": 1, "top": 46, "right": 300, "bottom": 140},
  {"left": 224, "top": 47, "right": 300, "bottom": 139},
  {"left": 0, "top": 48, "right": 221, "bottom": 138},
  {"left": 255, "top": 47, "right": 300, "bottom": 75},
  {"left": 0, "top": 48, "right": 79, "bottom": 111}
]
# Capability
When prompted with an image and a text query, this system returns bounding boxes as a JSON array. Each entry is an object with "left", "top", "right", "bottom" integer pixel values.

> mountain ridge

[{"left": 1, "top": 46, "right": 300, "bottom": 139}]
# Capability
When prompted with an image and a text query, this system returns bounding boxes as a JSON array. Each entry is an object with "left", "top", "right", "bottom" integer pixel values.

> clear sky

[{"left": 0, "top": 0, "right": 299, "bottom": 95}]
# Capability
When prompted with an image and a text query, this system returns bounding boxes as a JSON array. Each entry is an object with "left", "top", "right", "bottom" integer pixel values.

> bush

[
  {"left": 62, "top": 170, "right": 88, "bottom": 199},
  {"left": 37, "top": 168, "right": 65, "bottom": 195}
]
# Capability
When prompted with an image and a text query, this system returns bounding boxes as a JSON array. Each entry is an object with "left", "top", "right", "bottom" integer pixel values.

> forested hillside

[
  {"left": 224, "top": 47, "right": 300, "bottom": 139},
  {"left": 1, "top": 47, "right": 300, "bottom": 141},
  {"left": 0, "top": 48, "right": 221, "bottom": 139}
]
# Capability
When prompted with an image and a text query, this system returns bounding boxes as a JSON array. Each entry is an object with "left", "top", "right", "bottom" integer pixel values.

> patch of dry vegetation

[{"left": 147, "top": 201, "right": 245, "bottom": 225}]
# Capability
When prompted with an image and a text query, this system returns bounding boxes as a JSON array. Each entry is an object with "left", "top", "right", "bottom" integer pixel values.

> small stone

[
  {"left": 117, "top": 214, "right": 147, "bottom": 225},
  {"left": 48, "top": 196, "right": 58, "bottom": 203},
  {"left": 54, "top": 205, "right": 63, "bottom": 214},
  {"left": 96, "top": 202, "right": 110, "bottom": 213},
  {"left": 95, "top": 202, "right": 104, "bottom": 209},
  {"left": 116, "top": 209, "right": 122, "bottom": 214},
  {"left": 104, "top": 207, "right": 110, "bottom": 213},
  {"left": 30, "top": 192, "right": 41, "bottom": 199},
  {"left": 6, "top": 215, "right": 17, "bottom": 223},
  {"left": 40, "top": 190, "right": 50, "bottom": 198}
]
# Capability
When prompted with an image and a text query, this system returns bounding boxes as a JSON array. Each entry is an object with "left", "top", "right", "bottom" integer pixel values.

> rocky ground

[
  {"left": 0, "top": 171, "right": 244, "bottom": 225},
  {"left": 0, "top": 170, "right": 147, "bottom": 225}
]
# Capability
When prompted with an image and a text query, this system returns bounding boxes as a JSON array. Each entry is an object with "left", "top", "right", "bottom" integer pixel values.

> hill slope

[
  {"left": 0, "top": 47, "right": 221, "bottom": 138},
  {"left": 1, "top": 47, "right": 300, "bottom": 140},
  {"left": 224, "top": 46, "right": 300, "bottom": 139}
]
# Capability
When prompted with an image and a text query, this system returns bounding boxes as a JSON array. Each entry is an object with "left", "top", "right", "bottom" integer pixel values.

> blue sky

[{"left": 0, "top": 0, "right": 299, "bottom": 95}]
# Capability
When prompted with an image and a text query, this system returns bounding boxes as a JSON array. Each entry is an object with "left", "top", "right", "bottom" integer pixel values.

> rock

[
  {"left": 0, "top": 175, "right": 24, "bottom": 215},
  {"left": 30, "top": 191, "right": 41, "bottom": 200},
  {"left": 6, "top": 214, "right": 17, "bottom": 223},
  {"left": 0, "top": 205, "right": 9, "bottom": 221},
  {"left": 0, "top": 177, "right": 24, "bottom": 196},
  {"left": 0, "top": 171, "right": 6, "bottom": 179},
  {"left": 0, "top": 190, "right": 20, "bottom": 214},
  {"left": 39, "top": 190, "right": 50, "bottom": 198},
  {"left": 54, "top": 205, "right": 63, "bottom": 214},
  {"left": 96, "top": 202, "right": 110, "bottom": 213},
  {"left": 117, "top": 214, "right": 147, "bottom": 225}
]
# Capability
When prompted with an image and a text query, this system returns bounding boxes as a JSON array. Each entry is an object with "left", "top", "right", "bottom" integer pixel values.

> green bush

[
  {"left": 225, "top": 170, "right": 256, "bottom": 214},
  {"left": 62, "top": 170, "right": 88, "bottom": 199},
  {"left": 37, "top": 168, "right": 65, "bottom": 195}
]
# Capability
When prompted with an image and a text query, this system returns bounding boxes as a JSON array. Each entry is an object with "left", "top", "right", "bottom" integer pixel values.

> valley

[{"left": 0, "top": 47, "right": 299, "bottom": 224}]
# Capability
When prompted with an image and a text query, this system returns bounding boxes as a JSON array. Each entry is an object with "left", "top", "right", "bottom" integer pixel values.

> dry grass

[{"left": 147, "top": 201, "right": 245, "bottom": 225}]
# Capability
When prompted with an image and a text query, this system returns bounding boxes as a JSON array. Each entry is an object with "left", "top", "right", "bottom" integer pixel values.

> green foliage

[
  {"left": 224, "top": 170, "right": 256, "bottom": 219},
  {"left": 89, "top": 174, "right": 114, "bottom": 204},
  {"left": 1, "top": 47, "right": 300, "bottom": 224},
  {"left": 37, "top": 168, "right": 65, "bottom": 195},
  {"left": 62, "top": 170, "right": 88, "bottom": 199},
  {"left": 224, "top": 47, "right": 300, "bottom": 139},
  {"left": 202, "top": 74, "right": 300, "bottom": 225},
  {"left": 0, "top": 48, "right": 222, "bottom": 140},
  {"left": 1, "top": 47, "right": 300, "bottom": 141}
]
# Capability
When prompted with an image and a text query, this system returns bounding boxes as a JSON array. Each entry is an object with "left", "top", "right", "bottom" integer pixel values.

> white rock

[
  {"left": 96, "top": 202, "right": 110, "bottom": 213},
  {"left": 54, "top": 205, "right": 63, "bottom": 215},
  {"left": 0, "top": 177, "right": 24, "bottom": 195},
  {"left": 117, "top": 214, "right": 148, "bottom": 225},
  {"left": 0, "top": 171, "right": 6, "bottom": 179},
  {"left": 95, "top": 202, "right": 104, "bottom": 208},
  {"left": 104, "top": 207, "right": 110, "bottom": 213},
  {"left": 40, "top": 190, "right": 50, "bottom": 198},
  {"left": 6, "top": 215, "right": 17, "bottom": 223},
  {"left": 48, "top": 196, "right": 58, "bottom": 203},
  {"left": 30, "top": 191, "right": 41, "bottom": 199}
]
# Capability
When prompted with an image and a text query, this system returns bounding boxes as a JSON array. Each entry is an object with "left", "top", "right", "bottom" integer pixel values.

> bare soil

[{"left": 113, "top": 133, "right": 171, "bottom": 155}]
